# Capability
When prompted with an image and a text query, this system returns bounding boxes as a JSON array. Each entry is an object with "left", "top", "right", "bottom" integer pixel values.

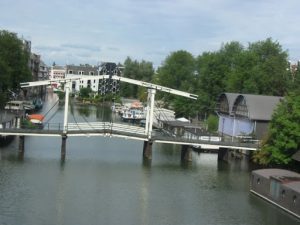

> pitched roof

[
  {"left": 221, "top": 93, "right": 283, "bottom": 121},
  {"left": 241, "top": 94, "right": 283, "bottom": 120},
  {"left": 220, "top": 93, "right": 240, "bottom": 115}
]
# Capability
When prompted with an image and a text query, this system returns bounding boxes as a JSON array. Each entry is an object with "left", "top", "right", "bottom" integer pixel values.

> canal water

[{"left": 0, "top": 93, "right": 299, "bottom": 225}]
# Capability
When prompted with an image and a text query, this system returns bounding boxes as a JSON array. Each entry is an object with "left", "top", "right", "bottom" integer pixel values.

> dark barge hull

[{"left": 250, "top": 169, "right": 300, "bottom": 220}]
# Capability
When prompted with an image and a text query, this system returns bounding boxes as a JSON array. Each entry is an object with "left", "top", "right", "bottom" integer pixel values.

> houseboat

[
  {"left": 250, "top": 169, "right": 300, "bottom": 219},
  {"left": 5, "top": 100, "right": 35, "bottom": 112},
  {"left": 5, "top": 101, "right": 25, "bottom": 111},
  {"left": 24, "top": 114, "right": 45, "bottom": 129},
  {"left": 121, "top": 108, "right": 145, "bottom": 122}
]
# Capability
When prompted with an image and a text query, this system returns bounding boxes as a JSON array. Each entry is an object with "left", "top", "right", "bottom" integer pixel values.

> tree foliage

[
  {"left": 0, "top": 30, "right": 31, "bottom": 107},
  {"left": 155, "top": 50, "right": 197, "bottom": 116},
  {"left": 195, "top": 39, "right": 290, "bottom": 116},
  {"left": 120, "top": 57, "right": 154, "bottom": 99},
  {"left": 252, "top": 92, "right": 300, "bottom": 166}
]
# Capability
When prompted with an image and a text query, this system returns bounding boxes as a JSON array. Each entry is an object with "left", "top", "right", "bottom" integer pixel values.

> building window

[
  {"left": 90, "top": 71, "right": 94, "bottom": 75},
  {"left": 78, "top": 71, "right": 83, "bottom": 75},
  {"left": 69, "top": 70, "right": 73, "bottom": 74}
]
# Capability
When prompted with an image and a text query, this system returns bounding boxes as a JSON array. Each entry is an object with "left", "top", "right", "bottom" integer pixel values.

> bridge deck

[{"left": 0, "top": 122, "right": 259, "bottom": 150}]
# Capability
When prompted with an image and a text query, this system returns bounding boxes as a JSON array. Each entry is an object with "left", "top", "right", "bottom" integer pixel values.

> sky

[{"left": 1, "top": 0, "right": 300, "bottom": 68}]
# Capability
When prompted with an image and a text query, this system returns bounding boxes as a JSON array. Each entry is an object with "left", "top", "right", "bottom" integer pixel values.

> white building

[{"left": 49, "top": 65, "right": 65, "bottom": 80}]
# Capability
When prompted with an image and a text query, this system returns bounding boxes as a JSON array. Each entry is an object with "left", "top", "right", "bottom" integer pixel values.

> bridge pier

[
  {"left": 61, "top": 135, "right": 67, "bottom": 161},
  {"left": 181, "top": 145, "right": 192, "bottom": 162},
  {"left": 18, "top": 135, "right": 25, "bottom": 156},
  {"left": 143, "top": 140, "right": 152, "bottom": 160},
  {"left": 218, "top": 147, "right": 229, "bottom": 161}
]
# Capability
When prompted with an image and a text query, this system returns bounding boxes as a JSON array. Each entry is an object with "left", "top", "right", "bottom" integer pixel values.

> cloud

[{"left": 1, "top": 0, "right": 300, "bottom": 66}]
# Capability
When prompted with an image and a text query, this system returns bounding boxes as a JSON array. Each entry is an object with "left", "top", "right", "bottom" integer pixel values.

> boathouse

[
  {"left": 251, "top": 169, "right": 300, "bottom": 219},
  {"left": 215, "top": 93, "right": 283, "bottom": 140}
]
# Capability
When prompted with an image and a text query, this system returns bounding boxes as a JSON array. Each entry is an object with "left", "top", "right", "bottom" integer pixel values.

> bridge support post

[
  {"left": 18, "top": 135, "right": 25, "bottom": 156},
  {"left": 181, "top": 145, "right": 192, "bottom": 162},
  {"left": 143, "top": 140, "right": 152, "bottom": 160},
  {"left": 218, "top": 147, "right": 229, "bottom": 161},
  {"left": 145, "top": 89, "right": 156, "bottom": 139},
  {"left": 61, "top": 135, "right": 67, "bottom": 161}
]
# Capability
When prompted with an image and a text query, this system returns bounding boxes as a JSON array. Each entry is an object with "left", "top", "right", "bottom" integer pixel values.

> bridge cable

[{"left": 43, "top": 99, "right": 60, "bottom": 125}]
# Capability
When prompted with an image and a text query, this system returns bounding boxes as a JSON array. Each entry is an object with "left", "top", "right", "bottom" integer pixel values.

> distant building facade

[
  {"left": 50, "top": 65, "right": 66, "bottom": 80},
  {"left": 65, "top": 62, "right": 122, "bottom": 94},
  {"left": 215, "top": 93, "right": 283, "bottom": 139},
  {"left": 98, "top": 62, "right": 122, "bottom": 95}
]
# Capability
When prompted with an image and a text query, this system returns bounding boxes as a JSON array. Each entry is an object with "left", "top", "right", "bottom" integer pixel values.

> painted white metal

[
  {"left": 111, "top": 76, "right": 197, "bottom": 99},
  {"left": 144, "top": 90, "right": 151, "bottom": 135},
  {"left": 153, "top": 140, "right": 258, "bottom": 151},
  {"left": 63, "top": 81, "right": 70, "bottom": 134},
  {"left": 20, "top": 75, "right": 197, "bottom": 99},
  {"left": 147, "top": 89, "right": 156, "bottom": 138}
]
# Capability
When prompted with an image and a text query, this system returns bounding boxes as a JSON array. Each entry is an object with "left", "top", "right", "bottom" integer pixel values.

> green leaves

[
  {"left": 0, "top": 30, "right": 31, "bottom": 105},
  {"left": 253, "top": 93, "right": 300, "bottom": 166},
  {"left": 120, "top": 57, "right": 154, "bottom": 98}
]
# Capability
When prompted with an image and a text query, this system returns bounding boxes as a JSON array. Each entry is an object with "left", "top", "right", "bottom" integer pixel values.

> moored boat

[
  {"left": 250, "top": 169, "right": 300, "bottom": 219},
  {"left": 121, "top": 108, "right": 145, "bottom": 122},
  {"left": 24, "top": 114, "right": 45, "bottom": 129}
]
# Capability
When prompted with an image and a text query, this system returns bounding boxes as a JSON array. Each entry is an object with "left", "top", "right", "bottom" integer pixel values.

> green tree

[
  {"left": 0, "top": 30, "right": 31, "bottom": 107},
  {"left": 246, "top": 38, "right": 289, "bottom": 96},
  {"left": 195, "top": 39, "right": 290, "bottom": 117},
  {"left": 79, "top": 87, "right": 92, "bottom": 98},
  {"left": 120, "top": 57, "right": 154, "bottom": 99},
  {"left": 155, "top": 50, "right": 197, "bottom": 117},
  {"left": 253, "top": 92, "right": 300, "bottom": 166}
]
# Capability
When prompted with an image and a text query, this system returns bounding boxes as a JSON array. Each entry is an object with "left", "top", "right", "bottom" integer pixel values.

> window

[
  {"left": 68, "top": 70, "right": 73, "bottom": 74},
  {"left": 90, "top": 71, "right": 94, "bottom": 75},
  {"left": 78, "top": 71, "right": 83, "bottom": 75}
]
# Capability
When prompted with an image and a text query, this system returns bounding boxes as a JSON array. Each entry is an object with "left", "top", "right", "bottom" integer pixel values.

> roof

[
  {"left": 240, "top": 94, "right": 283, "bottom": 120},
  {"left": 161, "top": 120, "right": 191, "bottom": 128},
  {"left": 252, "top": 169, "right": 300, "bottom": 179},
  {"left": 218, "top": 93, "right": 283, "bottom": 121},
  {"left": 218, "top": 93, "right": 240, "bottom": 114},
  {"left": 292, "top": 150, "right": 300, "bottom": 162}
]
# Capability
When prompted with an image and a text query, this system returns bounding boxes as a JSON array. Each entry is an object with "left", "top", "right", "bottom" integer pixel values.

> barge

[{"left": 250, "top": 169, "right": 300, "bottom": 219}]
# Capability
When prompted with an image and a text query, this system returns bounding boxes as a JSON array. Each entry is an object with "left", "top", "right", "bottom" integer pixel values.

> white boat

[
  {"left": 122, "top": 109, "right": 145, "bottom": 122},
  {"left": 22, "top": 101, "right": 35, "bottom": 111},
  {"left": 111, "top": 103, "right": 123, "bottom": 113},
  {"left": 5, "top": 101, "right": 25, "bottom": 110},
  {"left": 5, "top": 100, "right": 37, "bottom": 112}
]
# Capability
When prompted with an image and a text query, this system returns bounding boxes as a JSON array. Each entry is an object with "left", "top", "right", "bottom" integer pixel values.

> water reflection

[{"left": 0, "top": 95, "right": 299, "bottom": 225}]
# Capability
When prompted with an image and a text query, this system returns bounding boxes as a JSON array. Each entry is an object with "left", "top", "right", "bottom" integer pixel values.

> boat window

[
  {"left": 257, "top": 178, "right": 260, "bottom": 184},
  {"left": 293, "top": 195, "right": 297, "bottom": 204}
]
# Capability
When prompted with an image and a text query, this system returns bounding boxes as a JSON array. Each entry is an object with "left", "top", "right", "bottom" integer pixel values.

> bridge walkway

[{"left": 0, "top": 121, "right": 259, "bottom": 150}]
